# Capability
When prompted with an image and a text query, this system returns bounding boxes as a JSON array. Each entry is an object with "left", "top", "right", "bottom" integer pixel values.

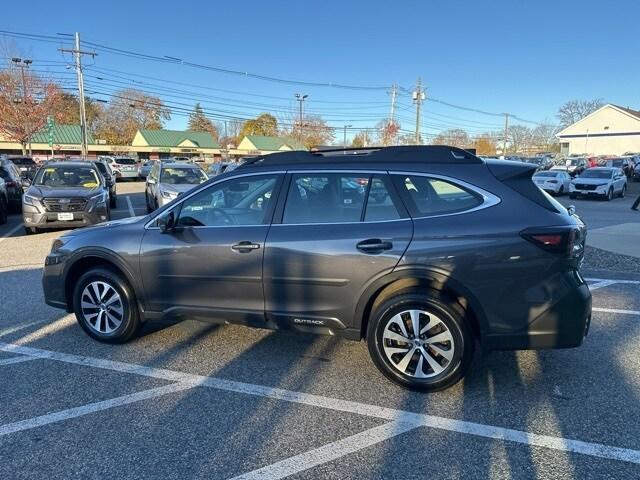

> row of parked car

[{"left": 533, "top": 167, "right": 628, "bottom": 200}]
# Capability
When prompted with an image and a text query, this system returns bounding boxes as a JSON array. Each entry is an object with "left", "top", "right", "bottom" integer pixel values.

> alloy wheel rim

[
  {"left": 382, "top": 309, "right": 455, "bottom": 378},
  {"left": 80, "top": 281, "right": 124, "bottom": 334}
]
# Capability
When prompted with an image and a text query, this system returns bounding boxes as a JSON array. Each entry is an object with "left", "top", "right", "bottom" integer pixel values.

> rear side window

[
  {"left": 283, "top": 173, "right": 369, "bottom": 224},
  {"left": 364, "top": 176, "right": 400, "bottom": 221},
  {"left": 394, "top": 175, "right": 482, "bottom": 216}
]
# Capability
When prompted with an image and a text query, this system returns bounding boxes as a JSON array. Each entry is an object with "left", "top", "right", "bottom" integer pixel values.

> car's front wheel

[
  {"left": 367, "top": 291, "right": 474, "bottom": 392},
  {"left": 72, "top": 267, "right": 141, "bottom": 343},
  {"left": 110, "top": 195, "right": 117, "bottom": 208},
  {"left": 620, "top": 185, "right": 626, "bottom": 198},
  {"left": 606, "top": 188, "right": 613, "bottom": 201}
]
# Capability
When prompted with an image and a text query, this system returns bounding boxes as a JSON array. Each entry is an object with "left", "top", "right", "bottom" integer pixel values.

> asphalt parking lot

[{"left": 1, "top": 180, "right": 640, "bottom": 479}]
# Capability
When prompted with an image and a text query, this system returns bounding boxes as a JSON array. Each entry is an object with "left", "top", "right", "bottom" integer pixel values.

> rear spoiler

[{"left": 485, "top": 160, "right": 561, "bottom": 213}]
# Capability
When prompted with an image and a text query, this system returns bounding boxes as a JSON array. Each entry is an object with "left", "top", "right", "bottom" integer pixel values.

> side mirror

[
  {"left": 147, "top": 178, "right": 156, "bottom": 185},
  {"left": 157, "top": 211, "right": 175, "bottom": 233}
]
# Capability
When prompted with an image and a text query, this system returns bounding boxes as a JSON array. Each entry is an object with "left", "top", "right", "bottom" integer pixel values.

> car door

[
  {"left": 263, "top": 171, "right": 413, "bottom": 332},
  {"left": 139, "top": 172, "right": 283, "bottom": 324}
]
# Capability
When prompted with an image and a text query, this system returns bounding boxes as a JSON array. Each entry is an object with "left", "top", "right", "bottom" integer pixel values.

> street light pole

[
  {"left": 11, "top": 58, "right": 33, "bottom": 155},
  {"left": 295, "top": 93, "right": 308, "bottom": 141}
]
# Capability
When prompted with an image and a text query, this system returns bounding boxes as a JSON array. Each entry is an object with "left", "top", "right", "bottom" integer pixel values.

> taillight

[{"left": 521, "top": 227, "right": 584, "bottom": 258}]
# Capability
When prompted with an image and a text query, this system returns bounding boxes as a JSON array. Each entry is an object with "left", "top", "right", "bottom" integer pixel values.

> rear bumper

[
  {"left": 485, "top": 273, "right": 592, "bottom": 350},
  {"left": 116, "top": 170, "right": 138, "bottom": 179}
]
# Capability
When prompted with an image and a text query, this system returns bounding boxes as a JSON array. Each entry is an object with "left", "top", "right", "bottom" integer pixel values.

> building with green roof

[{"left": 235, "top": 135, "right": 306, "bottom": 154}]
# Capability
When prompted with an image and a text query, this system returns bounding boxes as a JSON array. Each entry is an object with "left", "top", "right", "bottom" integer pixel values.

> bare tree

[
  {"left": 557, "top": 99, "right": 604, "bottom": 128},
  {"left": 432, "top": 128, "right": 470, "bottom": 148},
  {"left": 0, "top": 68, "right": 61, "bottom": 154},
  {"left": 376, "top": 119, "right": 400, "bottom": 146}
]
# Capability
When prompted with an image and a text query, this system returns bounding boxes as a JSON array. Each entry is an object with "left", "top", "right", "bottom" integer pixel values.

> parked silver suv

[{"left": 145, "top": 161, "right": 208, "bottom": 212}]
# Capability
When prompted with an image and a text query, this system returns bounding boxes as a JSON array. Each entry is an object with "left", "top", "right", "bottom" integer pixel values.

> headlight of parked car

[
  {"left": 160, "top": 188, "right": 179, "bottom": 200},
  {"left": 90, "top": 192, "right": 108, "bottom": 204},
  {"left": 23, "top": 194, "right": 40, "bottom": 206}
]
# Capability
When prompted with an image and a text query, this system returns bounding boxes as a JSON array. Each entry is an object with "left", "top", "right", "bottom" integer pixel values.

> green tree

[
  {"left": 239, "top": 113, "right": 278, "bottom": 138},
  {"left": 188, "top": 103, "right": 219, "bottom": 140}
]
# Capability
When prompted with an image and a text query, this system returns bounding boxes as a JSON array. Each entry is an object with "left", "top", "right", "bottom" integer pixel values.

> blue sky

[{"left": 2, "top": 0, "right": 638, "bottom": 138}]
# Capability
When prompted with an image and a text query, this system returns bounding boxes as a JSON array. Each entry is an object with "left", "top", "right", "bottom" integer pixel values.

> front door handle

[
  {"left": 356, "top": 239, "right": 393, "bottom": 253},
  {"left": 231, "top": 241, "right": 261, "bottom": 253}
]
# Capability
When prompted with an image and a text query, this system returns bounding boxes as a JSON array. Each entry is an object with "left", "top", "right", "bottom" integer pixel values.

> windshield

[
  {"left": 9, "top": 157, "right": 35, "bottom": 165},
  {"left": 115, "top": 158, "right": 137, "bottom": 165},
  {"left": 160, "top": 167, "right": 207, "bottom": 185},
  {"left": 607, "top": 159, "right": 623, "bottom": 167},
  {"left": 34, "top": 166, "right": 101, "bottom": 188},
  {"left": 568, "top": 159, "right": 583, "bottom": 166},
  {"left": 534, "top": 172, "right": 558, "bottom": 178},
  {"left": 578, "top": 169, "right": 611, "bottom": 179}
]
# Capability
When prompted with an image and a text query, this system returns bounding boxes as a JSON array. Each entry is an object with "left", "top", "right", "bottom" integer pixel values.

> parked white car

[
  {"left": 533, "top": 170, "right": 571, "bottom": 195},
  {"left": 569, "top": 167, "right": 627, "bottom": 201}
]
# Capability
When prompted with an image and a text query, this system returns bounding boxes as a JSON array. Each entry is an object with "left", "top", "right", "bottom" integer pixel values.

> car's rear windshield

[
  {"left": 579, "top": 169, "right": 611, "bottom": 179},
  {"left": 9, "top": 157, "right": 35, "bottom": 165},
  {"left": 534, "top": 172, "right": 558, "bottom": 177},
  {"left": 607, "top": 159, "right": 623, "bottom": 167},
  {"left": 115, "top": 158, "right": 137, "bottom": 165},
  {"left": 568, "top": 159, "right": 583, "bottom": 165},
  {"left": 34, "top": 166, "right": 101, "bottom": 188},
  {"left": 160, "top": 167, "right": 207, "bottom": 185}
]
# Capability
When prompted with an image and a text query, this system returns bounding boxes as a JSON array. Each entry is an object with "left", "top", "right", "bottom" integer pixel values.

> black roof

[{"left": 239, "top": 146, "right": 482, "bottom": 168}]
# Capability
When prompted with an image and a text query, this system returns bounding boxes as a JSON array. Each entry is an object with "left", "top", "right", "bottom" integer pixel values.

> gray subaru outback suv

[{"left": 42, "top": 146, "right": 591, "bottom": 391}]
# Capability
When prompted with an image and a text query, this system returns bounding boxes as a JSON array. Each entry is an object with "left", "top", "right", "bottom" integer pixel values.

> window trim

[
  {"left": 391, "top": 171, "right": 501, "bottom": 219},
  {"left": 144, "top": 171, "right": 285, "bottom": 229}
]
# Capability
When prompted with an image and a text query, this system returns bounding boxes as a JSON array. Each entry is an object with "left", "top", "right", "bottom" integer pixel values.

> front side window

[
  {"left": 177, "top": 174, "right": 279, "bottom": 227},
  {"left": 283, "top": 173, "right": 369, "bottom": 224},
  {"left": 395, "top": 175, "right": 482, "bottom": 216}
]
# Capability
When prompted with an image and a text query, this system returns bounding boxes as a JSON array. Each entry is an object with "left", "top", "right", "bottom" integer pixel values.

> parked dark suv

[{"left": 42, "top": 146, "right": 591, "bottom": 391}]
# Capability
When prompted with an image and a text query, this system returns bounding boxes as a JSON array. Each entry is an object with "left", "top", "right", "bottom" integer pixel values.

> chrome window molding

[{"left": 392, "top": 171, "right": 501, "bottom": 219}]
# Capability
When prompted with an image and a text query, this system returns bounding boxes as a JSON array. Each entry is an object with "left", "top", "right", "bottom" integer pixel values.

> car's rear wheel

[
  {"left": 367, "top": 291, "right": 474, "bottom": 392},
  {"left": 72, "top": 267, "right": 141, "bottom": 343},
  {"left": 0, "top": 196, "right": 7, "bottom": 224}
]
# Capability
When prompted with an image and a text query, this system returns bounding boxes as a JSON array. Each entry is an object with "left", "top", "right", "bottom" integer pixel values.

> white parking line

[
  {"left": 0, "top": 222, "right": 24, "bottom": 243},
  {"left": 2, "top": 342, "right": 640, "bottom": 466},
  {"left": 0, "top": 382, "right": 195, "bottom": 437},
  {"left": 587, "top": 278, "right": 640, "bottom": 285},
  {"left": 231, "top": 421, "right": 420, "bottom": 480},
  {"left": 593, "top": 307, "right": 640, "bottom": 316},
  {"left": 588, "top": 280, "right": 618, "bottom": 291},
  {"left": 125, "top": 195, "right": 135, "bottom": 217},
  {"left": 0, "top": 355, "right": 37, "bottom": 366}
]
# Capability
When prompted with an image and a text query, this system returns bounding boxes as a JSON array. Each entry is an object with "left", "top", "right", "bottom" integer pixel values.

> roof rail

[{"left": 237, "top": 145, "right": 482, "bottom": 168}]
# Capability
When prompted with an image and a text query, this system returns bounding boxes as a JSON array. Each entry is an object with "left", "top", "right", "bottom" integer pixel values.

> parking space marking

[
  {"left": 125, "top": 195, "right": 135, "bottom": 217},
  {"left": 593, "top": 307, "right": 640, "bottom": 316},
  {"left": 231, "top": 421, "right": 420, "bottom": 480},
  {"left": 588, "top": 280, "right": 618, "bottom": 291},
  {"left": 0, "top": 222, "right": 24, "bottom": 243},
  {"left": 587, "top": 278, "right": 640, "bottom": 285},
  {"left": 0, "top": 382, "right": 196, "bottom": 437},
  {"left": 0, "top": 355, "right": 37, "bottom": 366},
  {"left": 2, "top": 341, "right": 640, "bottom": 465}
]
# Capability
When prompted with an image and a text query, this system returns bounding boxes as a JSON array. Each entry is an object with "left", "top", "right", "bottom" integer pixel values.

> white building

[{"left": 556, "top": 104, "right": 640, "bottom": 156}]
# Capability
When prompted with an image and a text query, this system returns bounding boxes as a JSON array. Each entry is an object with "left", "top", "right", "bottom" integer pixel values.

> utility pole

[
  {"left": 11, "top": 58, "right": 33, "bottom": 155},
  {"left": 60, "top": 33, "right": 96, "bottom": 159},
  {"left": 412, "top": 78, "right": 426, "bottom": 144},
  {"left": 295, "top": 93, "right": 308, "bottom": 142},
  {"left": 343, "top": 124, "right": 352, "bottom": 150},
  {"left": 389, "top": 83, "right": 397, "bottom": 122},
  {"left": 503, "top": 113, "right": 510, "bottom": 158}
]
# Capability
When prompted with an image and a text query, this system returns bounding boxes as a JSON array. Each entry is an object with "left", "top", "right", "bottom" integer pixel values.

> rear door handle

[
  {"left": 231, "top": 241, "right": 261, "bottom": 253},
  {"left": 356, "top": 239, "right": 393, "bottom": 253}
]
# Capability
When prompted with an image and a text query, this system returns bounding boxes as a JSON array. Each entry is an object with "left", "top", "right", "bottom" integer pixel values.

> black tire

[
  {"left": 72, "top": 267, "right": 141, "bottom": 343},
  {"left": 110, "top": 196, "right": 117, "bottom": 208},
  {"left": 0, "top": 196, "right": 7, "bottom": 225},
  {"left": 367, "top": 290, "right": 474, "bottom": 392},
  {"left": 24, "top": 226, "right": 38, "bottom": 235},
  {"left": 145, "top": 194, "right": 153, "bottom": 213},
  {"left": 606, "top": 188, "right": 613, "bottom": 201},
  {"left": 569, "top": 193, "right": 576, "bottom": 199},
  {"left": 620, "top": 185, "right": 626, "bottom": 198},
  {"left": 558, "top": 185, "right": 564, "bottom": 196}
]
